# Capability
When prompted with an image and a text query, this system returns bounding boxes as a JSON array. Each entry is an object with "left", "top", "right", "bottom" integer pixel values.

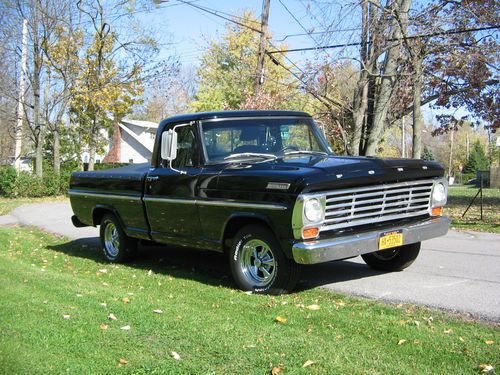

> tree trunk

[
  {"left": 412, "top": 58, "right": 424, "bottom": 159},
  {"left": 88, "top": 118, "right": 97, "bottom": 171},
  {"left": 53, "top": 126, "right": 60, "bottom": 174},
  {"left": 364, "top": 0, "right": 412, "bottom": 156},
  {"left": 351, "top": 0, "right": 369, "bottom": 156},
  {"left": 33, "top": 0, "right": 43, "bottom": 177}
]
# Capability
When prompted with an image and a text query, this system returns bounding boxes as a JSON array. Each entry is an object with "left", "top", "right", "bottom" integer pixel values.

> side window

[{"left": 171, "top": 126, "right": 198, "bottom": 168}]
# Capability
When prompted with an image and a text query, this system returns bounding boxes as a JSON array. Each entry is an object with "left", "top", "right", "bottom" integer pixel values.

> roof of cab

[{"left": 158, "top": 110, "right": 311, "bottom": 129}]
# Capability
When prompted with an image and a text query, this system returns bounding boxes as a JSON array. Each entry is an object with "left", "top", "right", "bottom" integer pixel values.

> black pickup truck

[{"left": 69, "top": 110, "right": 450, "bottom": 294}]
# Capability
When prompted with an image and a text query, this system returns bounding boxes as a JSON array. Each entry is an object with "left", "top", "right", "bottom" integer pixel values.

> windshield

[{"left": 201, "top": 117, "right": 331, "bottom": 163}]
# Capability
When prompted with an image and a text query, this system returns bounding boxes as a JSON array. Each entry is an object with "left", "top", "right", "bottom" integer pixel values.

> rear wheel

[
  {"left": 361, "top": 242, "right": 421, "bottom": 271},
  {"left": 99, "top": 214, "right": 137, "bottom": 262},
  {"left": 229, "top": 224, "right": 300, "bottom": 295}
]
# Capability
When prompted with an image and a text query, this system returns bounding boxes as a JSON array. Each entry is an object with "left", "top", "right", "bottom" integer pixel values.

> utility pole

[
  {"left": 448, "top": 126, "right": 455, "bottom": 178},
  {"left": 401, "top": 116, "right": 406, "bottom": 158},
  {"left": 14, "top": 19, "right": 28, "bottom": 173},
  {"left": 254, "top": 0, "right": 271, "bottom": 94}
]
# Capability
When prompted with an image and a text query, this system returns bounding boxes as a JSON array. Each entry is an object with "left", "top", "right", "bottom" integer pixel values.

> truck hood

[{"left": 215, "top": 155, "right": 445, "bottom": 194}]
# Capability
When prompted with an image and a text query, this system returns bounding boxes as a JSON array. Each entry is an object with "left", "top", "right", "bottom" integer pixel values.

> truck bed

[{"left": 69, "top": 163, "right": 151, "bottom": 239}]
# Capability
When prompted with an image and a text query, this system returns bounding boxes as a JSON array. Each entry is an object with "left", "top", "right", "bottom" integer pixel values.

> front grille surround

[{"left": 320, "top": 179, "right": 436, "bottom": 233}]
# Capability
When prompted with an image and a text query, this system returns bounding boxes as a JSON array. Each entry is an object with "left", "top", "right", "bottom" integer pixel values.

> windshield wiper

[
  {"left": 224, "top": 153, "right": 278, "bottom": 162},
  {"left": 283, "top": 150, "right": 328, "bottom": 157}
]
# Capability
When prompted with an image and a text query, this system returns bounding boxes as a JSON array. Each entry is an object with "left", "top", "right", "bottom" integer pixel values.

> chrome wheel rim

[
  {"left": 104, "top": 221, "right": 120, "bottom": 258},
  {"left": 240, "top": 239, "right": 277, "bottom": 287}
]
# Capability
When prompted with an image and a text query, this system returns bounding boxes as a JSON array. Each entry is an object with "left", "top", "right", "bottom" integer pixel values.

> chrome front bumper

[{"left": 292, "top": 216, "right": 451, "bottom": 265}]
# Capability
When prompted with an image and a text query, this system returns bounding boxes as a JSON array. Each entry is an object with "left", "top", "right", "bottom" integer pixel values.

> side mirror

[{"left": 161, "top": 129, "right": 178, "bottom": 161}]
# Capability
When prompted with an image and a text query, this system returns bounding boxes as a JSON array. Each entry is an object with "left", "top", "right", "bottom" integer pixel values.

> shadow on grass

[{"left": 48, "top": 237, "right": 385, "bottom": 292}]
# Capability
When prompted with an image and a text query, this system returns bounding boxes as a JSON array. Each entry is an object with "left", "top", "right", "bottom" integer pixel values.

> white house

[{"left": 101, "top": 119, "right": 158, "bottom": 164}]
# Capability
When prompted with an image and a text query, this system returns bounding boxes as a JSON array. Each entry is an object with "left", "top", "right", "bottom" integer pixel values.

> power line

[
  {"left": 275, "top": 27, "right": 362, "bottom": 41},
  {"left": 167, "top": 0, "right": 262, "bottom": 34},
  {"left": 268, "top": 25, "right": 500, "bottom": 54},
  {"left": 277, "top": 0, "right": 319, "bottom": 46}
]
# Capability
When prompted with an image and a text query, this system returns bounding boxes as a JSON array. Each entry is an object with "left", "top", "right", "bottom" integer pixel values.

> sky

[{"left": 138, "top": 0, "right": 361, "bottom": 68}]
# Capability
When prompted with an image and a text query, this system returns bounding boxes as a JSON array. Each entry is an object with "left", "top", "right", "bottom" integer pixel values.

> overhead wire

[{"left": 267, "top": 24, "right": 500, "bottom": 54}]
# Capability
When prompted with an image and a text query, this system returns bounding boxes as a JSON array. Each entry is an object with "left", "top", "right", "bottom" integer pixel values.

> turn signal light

[
  {"left": 431, "top": 207, "right": 443, "bottom": 216},
  {"left": 302, "top": 227, "right": 319, "bottom": 239}
]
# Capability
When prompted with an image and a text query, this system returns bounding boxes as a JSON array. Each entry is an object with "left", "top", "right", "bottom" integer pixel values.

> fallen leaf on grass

[
  {"left": 108, "top": 313, "right": 117, "bottom": 321},
  {"left": 275, "top": 316, "right": 287, "bottom": 324},
  {"left": 100, "top": 323, "right": 108, "bottom": 330},
  {"left": 153, "top": 309, "right": 163, "bottom": 314},
  {"left": 397, "top": 339, "right": 407, "bottom": 345},
  {"left": 478, "top": 364, "right": 494, "bottom": 373},
  {"left": 444, "top": 329, "right": 453, "bottom": 334},
  {"left": 459, "top": 337, "right": 465, "bottom": 342},
  {"left": 302, "top": 360, "right": 315, "bottom": 368},
  {"left": 170, "top": 351, "right": 181, "bottom": 361},
  {"left": 271, "top": 367, "right": 282, "bottom": 374},
  {"left": 119, "top": 359, "right": 128, "bottom": 365},
  {"left": 485, "top": 340, "right": 494, "bottom": 345},
  {"left": 120, "top": 325, "right": 131, "bottom": 331},
  {"left": 306, "top": 304, "right": 320, "bottom": 311},
  {"left": 122, "top": 297, "right": 130, "bottom": 304}
]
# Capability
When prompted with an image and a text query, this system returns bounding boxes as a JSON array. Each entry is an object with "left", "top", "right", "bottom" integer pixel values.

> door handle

[{"left": 146, "top": 176, "right": 159, "bottom": 181}]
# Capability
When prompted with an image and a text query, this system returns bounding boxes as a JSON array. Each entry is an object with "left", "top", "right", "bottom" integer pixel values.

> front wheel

[
  {"left": 99, "top": 214, "right": 137, "bottom": 263},
  {"left": 361, "top": 242, "right": 421, "bottom": 271},
  {"left": 229, "top": 225, "right": 300, "bottom": 295}
]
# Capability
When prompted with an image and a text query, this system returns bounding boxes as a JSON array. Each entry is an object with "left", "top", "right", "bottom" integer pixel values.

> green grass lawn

[
  {"left": 0, "top": 196, "right": 68, "bottom": 216},
  {"left": 0, "top": 227, "right": 498, "bottom": 374},
  {"left": 446, "top": 186, "right": 500, "bottom": 233}
]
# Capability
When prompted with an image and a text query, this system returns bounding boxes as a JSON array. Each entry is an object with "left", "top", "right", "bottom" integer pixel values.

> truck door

[{"left": 144, "top": 123, "right": 202, "bottom": 246}]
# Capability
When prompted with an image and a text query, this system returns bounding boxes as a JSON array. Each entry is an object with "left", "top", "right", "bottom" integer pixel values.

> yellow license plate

[{"left": 378, "top": 230, "right": 403, "bottom": 250}]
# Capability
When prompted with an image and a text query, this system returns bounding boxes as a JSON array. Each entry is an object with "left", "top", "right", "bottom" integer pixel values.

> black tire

[
  {"left": 361, "top": 242, "right": 421, "bottom": 271},
  {"left": 99, "top": 214, "right": 137, "bottom": 263},
  {"left": 229, "top": 224, "right": 300, "bottom": 295}
]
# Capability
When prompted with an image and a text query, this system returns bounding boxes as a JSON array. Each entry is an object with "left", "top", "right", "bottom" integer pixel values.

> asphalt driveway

[{"left": 4, "top": 201, "right": 500, "bottom": 322}]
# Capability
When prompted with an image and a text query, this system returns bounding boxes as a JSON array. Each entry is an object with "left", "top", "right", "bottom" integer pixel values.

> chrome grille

[{"left": 321, "top": 180, "right": 434, "bottom": 232}]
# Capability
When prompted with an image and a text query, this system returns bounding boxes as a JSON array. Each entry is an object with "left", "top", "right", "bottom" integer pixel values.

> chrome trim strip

[
  {"left": 143, "top": 196, "right": 288, "bottom": 210},
  {"left": 292, "top": 216, "right": 451, "bottom": 264},
  {"left": 68, "top": 190, "right": 142, "bottom": 201},
  {"left": 201, "top": 116, "right": 310, "bottom": 123}
]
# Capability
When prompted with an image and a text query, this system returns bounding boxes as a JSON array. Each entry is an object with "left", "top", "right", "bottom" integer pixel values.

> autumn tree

[{"left": 191, "top": 11, "right": 302, "bottom": 112}]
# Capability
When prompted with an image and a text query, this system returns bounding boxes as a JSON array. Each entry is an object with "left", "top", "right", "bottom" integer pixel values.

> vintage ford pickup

[{"left": 69, "top": 110, "right": 450, "bottom": 294}]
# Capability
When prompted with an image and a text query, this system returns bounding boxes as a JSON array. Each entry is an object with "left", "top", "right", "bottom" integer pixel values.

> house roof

[
  {"left": 119, "top": 123, "right": 154, "bottom": 153},
  {"left": 121, "top": 119, "right": 158, "bottom": 129}
]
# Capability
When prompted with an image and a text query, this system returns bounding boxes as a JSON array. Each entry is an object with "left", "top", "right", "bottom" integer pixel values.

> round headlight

[
  {"left": 432, "top": 182, "right": 447, "bottom": 206},
  {"left": 304, "top": 198, "right": 323, "bottom": 222}
]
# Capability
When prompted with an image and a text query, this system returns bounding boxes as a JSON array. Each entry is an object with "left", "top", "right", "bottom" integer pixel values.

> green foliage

[
  {"left": 0, "top": 166, "right": 17, "bottom": 196},
  {"left": 0, "top": 163, "right": 130, "bottom": 198},
  {"left": 463, "top": 140, "right": 489, "bottom": 174},
  {"left": 9, "top": 171, "right": 67, "bottom": 198},
  {"left": 422, "top": 146, "right": 435, "bottom": 161}
]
